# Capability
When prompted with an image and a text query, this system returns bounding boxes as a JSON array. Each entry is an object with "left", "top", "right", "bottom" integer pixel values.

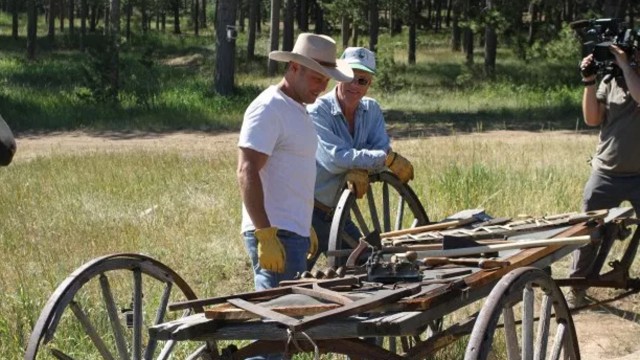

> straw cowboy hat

[{"left": 269, "top": 33, "right": 354, "bottom": 82}]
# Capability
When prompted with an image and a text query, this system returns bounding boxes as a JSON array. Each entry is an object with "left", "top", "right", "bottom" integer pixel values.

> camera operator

[{"left": 569, "top": 45, "right": 640, "bottom": 307}]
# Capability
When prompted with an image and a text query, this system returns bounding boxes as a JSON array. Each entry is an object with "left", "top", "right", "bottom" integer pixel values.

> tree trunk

[
  {"left": 464, "top": 27, "right": 473, "bottom": 65},
  {"left": 140, "top": 0, "right": 148, "bottom": 33},
  {"left": 27, "top": 0, "right": 37, "bottom": 59},
  {"left": 103, "top": 2, "right": 110, "bottom": 35},
  {"left": 110, "top": 0, "right": 120, "bottom": 99},
  {"left": 126, "top": 0, "right": 131, "bottom": 39},
  {"left": 11, "top": 0, "right": 18, "bottom": 39},
  {"left": 48, "top": 0, "right": 56, "bottom": 42},
  {"left": 528, "top": 1, "right": 536, "bottom": 46},
  {"left": 267, "top": 0, "right": 281, "bottom": 77},
  {"left": 341, "top": 15, "right": 350, "bottom": 49},
  {"left": 314, "top": 0, "right": 324, "bottom": 34},
  {"left": 80, "top": 0, "right": 87, "bottom": 49},
  {"left": 194, "top": 0, "right": 199, "bottom": 36},
  {"left": 238, "top": 0, "right": 245, "bottom": 32},
  {"left": 352, "top": 21, "right": 358, "bottom": 46},
  {"left": 173, "top": 0, "right": 181, "bottom": 34},
  {"left": 201, "top": 0, "right": 207, "bottom": 27},
  {"left": 434, "top": 0, "right": 442, "bottom": 32},
  {"left": 247, "top": 0, "right": 257, "bottom": 59},
  {"left": 299, "top": 0, "right": 308, "bottom": 31},
  {"left": 283, "top": 0, "right": 294, "bottom": 51},
  {"left": 484, "top": 0, "right": 496, "bottom": 77},
  {"left": 89, "top": 2, "right": 97, "bottom": 32},
  {"left": 215, "top": 0, "right": 238, "bottom": 95},
  {"left": 69, "top": 0, "right": 75, "bottom": 35},
  {"left": 451, "top": 0, "right": 461, "bottom": 51},
  {"left": 60, "top": 0, "right": 65, "bottom": 32},
  {"left": 369, "top": 0, "right": 378, "bottom": 52},
  {"left": 408, "top": 0, "right": 417, "bottom": 64}
]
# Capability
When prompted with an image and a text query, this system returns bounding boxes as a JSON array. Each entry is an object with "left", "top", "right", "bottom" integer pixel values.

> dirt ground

[{"left": 12, "top": 130, "right": 640, "bottom": 359}]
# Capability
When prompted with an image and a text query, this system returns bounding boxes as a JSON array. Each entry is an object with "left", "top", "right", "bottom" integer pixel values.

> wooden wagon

[{"left": 25, "top": 172, "right": 640, "bottom": 360}]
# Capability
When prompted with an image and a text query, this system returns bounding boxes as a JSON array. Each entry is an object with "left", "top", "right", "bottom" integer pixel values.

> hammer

[{"left": 421, "top": 257, "right": 510, "bottom": 269}]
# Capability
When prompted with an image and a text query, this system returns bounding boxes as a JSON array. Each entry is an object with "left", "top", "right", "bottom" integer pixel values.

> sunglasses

[{"left": 351, "top": 77, "right": 371, "bottom": 86}]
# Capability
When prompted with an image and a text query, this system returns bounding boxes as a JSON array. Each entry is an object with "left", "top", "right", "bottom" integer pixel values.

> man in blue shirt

[{"left": 307, "top": 47, "right": 414, "bottom": 269}]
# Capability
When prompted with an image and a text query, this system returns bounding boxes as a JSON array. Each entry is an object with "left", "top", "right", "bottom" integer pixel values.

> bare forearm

[
  {"left": 620, "top": 65, "right": 640, "bottom": 104},
  {"left": 582, "top": 84, "right": 602, "bottom": 126},
  {"left": 238, "top": 169, "right": 271, "bottom": 229}
]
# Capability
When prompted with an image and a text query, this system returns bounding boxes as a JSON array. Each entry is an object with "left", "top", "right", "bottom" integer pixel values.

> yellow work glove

[
  {"left": 307, "top": 227, "right": 318, "bottom": 260},
  {"left": 385, "top": 151, "right": 414, "bottom": 183},
  {"left": 254, "top": 227, "right": 286, "bottom": 273},
  {"left": 345, "top": 169, "right": 369, "bottom": 199}
]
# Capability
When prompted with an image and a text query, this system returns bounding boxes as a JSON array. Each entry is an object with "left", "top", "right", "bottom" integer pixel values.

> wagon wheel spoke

[
  {"left": 549, "top": 323, "right": 567, "bottom": 360},
  {"left": 26, "top": 253, "right": 213, "bottom": 360},
  {"left": 502, "top": 307, "right": 519, "bottom": 360},
  {"left": 382, "top": 182, "right": 390, "bottom": 232},
  {"left": 50, "top": 348, "right": 77, "bottom": 360},
  {"left": 328, "top": 172, "right": 429, "bottom": 267},
  {"left": 522, "top": 283, "right": 534, "bottom": 360},
  {"left": 352, "top": 201, "right": 370, "bottom": 235},
  {"left": 395, "top": 195, "right": 405, "bottom": 230},
  {"left": 534, "top": 294, "right": 553, "bottom": 360},
  {"left": 465, "top": 267, "right": 580, "bottom": 360},
  {"left": 143, "top": 282, "right": 173, "bottom": 359},
  {"left": 99, "top": 274, "right": 130, "bottom": 360},
  {"left": 69, "top": 301, "right": 116, "bottom": 360},
  {"left": 366, "top": 186, "right": 382, "bottom": 233},
  {"left": 133, "top": 269, "right": 143, "bottom": 360}
]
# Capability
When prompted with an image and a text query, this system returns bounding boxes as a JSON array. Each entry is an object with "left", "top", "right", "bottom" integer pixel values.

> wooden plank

[
  {"left": 411, "top": 235, "right": 590, "bottom": 258},
  {"left": 291, "top": 285, "right": 421, "bottom": 332},
  {"left": 226, "top": 298, "right": 300, "bottom": 327},
  {"left": 169, "top": 276, "right": 360, "bottom": 311},
  {"left": 206, "top": 302, "right": 341, "bottom": 321},
  {"left": 292, "top": 285, "right": 353, "bottom": 305}
]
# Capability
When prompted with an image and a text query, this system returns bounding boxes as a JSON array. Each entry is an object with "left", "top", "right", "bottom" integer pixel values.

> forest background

[{"left": 1, "top": 0, "right": 637, "bottom": 134}]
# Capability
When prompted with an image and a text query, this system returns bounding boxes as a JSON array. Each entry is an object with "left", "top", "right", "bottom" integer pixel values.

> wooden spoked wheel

[
  {"left": 25, "top": 253, "right": 215, "bottom": 360},
  {"left": 327, "top": 171, "right": 429, "bottom": 267},
  {"left": 465, "top": 267, "right": 580, "bottom": 360}
]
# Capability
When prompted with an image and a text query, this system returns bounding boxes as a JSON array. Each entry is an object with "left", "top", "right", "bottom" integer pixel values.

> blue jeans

[
  {"left": 243, "top": 229, "right": 310, "bottom": 291},
  {"left": 308, "top": 207, "right": 362, "bottom": 270}
]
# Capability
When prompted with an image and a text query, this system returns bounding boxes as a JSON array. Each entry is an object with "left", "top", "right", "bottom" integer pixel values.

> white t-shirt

[{"left": 238, "top": 85, "right": 318, "bottom": 236}]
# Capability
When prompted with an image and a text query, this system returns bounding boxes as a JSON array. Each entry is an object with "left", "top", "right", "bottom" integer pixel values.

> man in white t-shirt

[{"left": 237, "top": 33, "right": 353, "bottom": 297}]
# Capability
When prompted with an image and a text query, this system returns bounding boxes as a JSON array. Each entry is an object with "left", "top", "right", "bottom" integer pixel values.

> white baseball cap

[{"left": 341, "top": 47, "right": 376, "bottom": 74}]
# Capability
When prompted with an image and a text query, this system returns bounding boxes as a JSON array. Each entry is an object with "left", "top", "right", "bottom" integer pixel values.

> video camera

[{"left": 571, "top": 18, "right": 639, "bottom": 78}]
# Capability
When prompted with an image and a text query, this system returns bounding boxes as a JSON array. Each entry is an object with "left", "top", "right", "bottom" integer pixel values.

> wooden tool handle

[{"left": 422, "top": 257, "right": 510, "bottom": 269}]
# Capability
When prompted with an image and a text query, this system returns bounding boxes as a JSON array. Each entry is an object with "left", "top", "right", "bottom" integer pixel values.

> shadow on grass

[{"left": 384, "top": 105, "right": 590, "bottom": 138}]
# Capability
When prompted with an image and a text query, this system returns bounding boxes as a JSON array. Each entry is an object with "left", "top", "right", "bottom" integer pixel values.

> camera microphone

[{"left": 570, "top": 20, "right": 591, "bottom": 30}]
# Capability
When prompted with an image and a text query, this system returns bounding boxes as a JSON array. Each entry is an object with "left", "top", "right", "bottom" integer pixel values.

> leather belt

[{"left": 314, "top": 199, "right": 334, "bottom": 215}]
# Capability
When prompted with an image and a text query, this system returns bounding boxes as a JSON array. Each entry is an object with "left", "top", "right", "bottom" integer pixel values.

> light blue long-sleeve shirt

[{"left": 308, "top": 87, "right": 391, "bottom": 207}]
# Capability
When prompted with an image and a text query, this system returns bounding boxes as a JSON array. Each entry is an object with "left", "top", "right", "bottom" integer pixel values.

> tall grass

[{"left": 0, "top": 131, "right": 611, "bottom": 358}]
